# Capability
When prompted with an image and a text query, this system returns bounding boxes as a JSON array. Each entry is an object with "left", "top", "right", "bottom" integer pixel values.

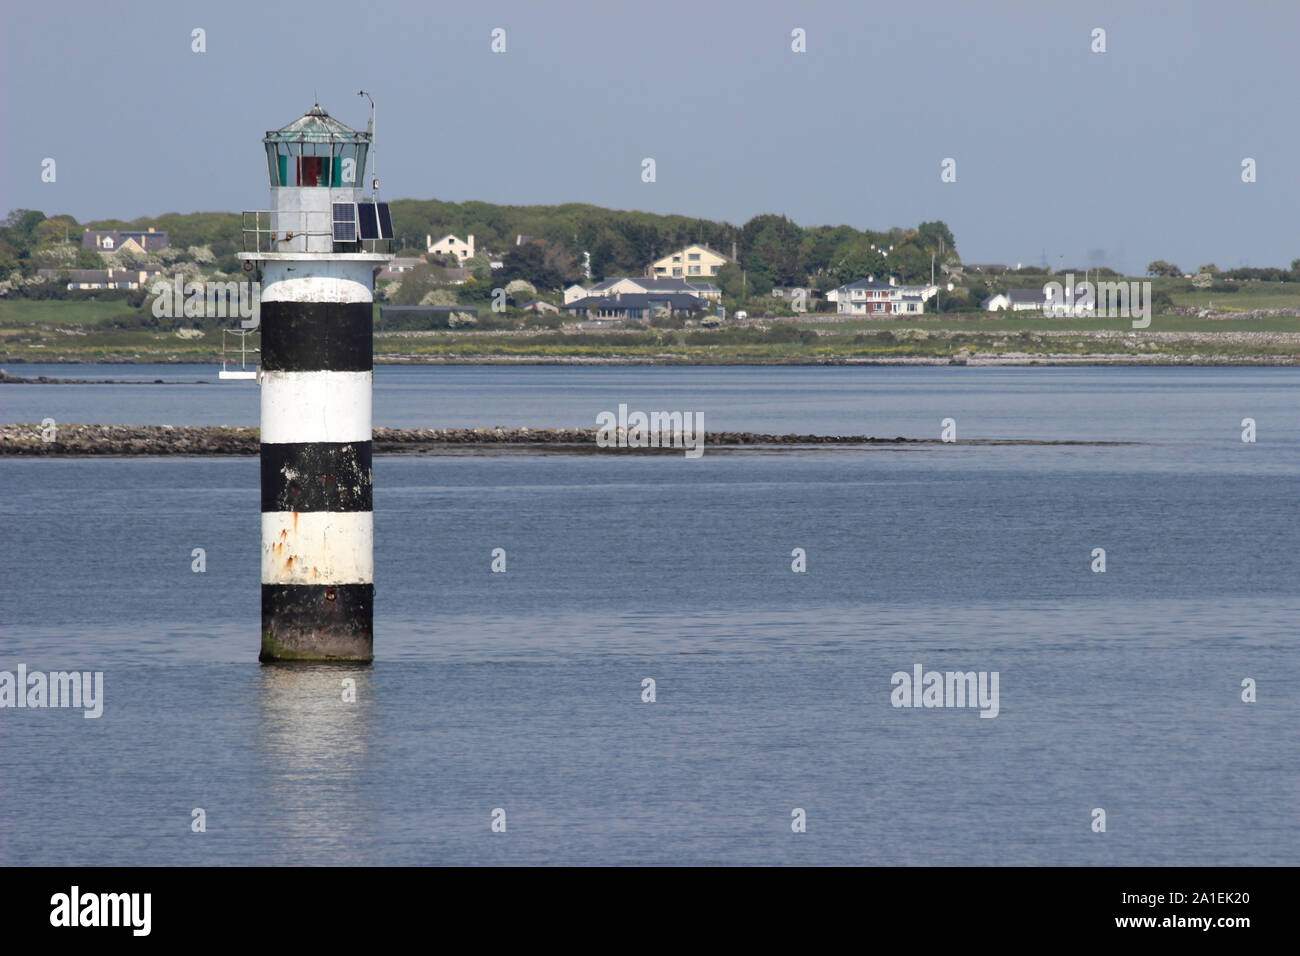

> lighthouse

[{"left": 239, "top": 104, "right": 393, "bottom": 662}]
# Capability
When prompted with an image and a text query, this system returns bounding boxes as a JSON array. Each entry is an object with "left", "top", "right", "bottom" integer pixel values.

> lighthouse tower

[{"left": 240, "top": 105, "right": 393, "bottom": 662}]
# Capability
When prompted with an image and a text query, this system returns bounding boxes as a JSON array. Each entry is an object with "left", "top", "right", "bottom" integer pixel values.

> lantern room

[
  {"left": 263, "top": 104, "right": 369, "bottom": 190},
  {"left": 243, "top": 103, "right": 394, "bottom": 256}
]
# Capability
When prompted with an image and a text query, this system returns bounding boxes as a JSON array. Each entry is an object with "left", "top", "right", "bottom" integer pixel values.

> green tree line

[{"left": 1, "top": 204, "right": 961, "bottom": 293}]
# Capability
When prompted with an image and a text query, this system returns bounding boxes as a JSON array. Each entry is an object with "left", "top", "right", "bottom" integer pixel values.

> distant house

[
  {"left": 580, "top": 276, "right": 721, "bottom": 302},
  {"left": 983, "top": 288, "right": 1045, "bottom": 311},
  {"left": 649, "top": 243, "right": 735, "bottom": 279},
  {"left": 425, "top": 233, "right": 475, "bottom": 263},
  {"left": 38, "top": 266, "right": 161, "bottom": 290},
  {"left": 519, "top": 298, "right": 560, "bottom": 314},
  {"left": 82, "top": 227, "right": 168, "bottom": 255},
  {"left": 830, "top": 276, "right": 934, "bottom": 315},
  {"left": 375, "top": 257, "right": 426, "bottom": 282},
  {"left": 376, "top": 257, "right": 469, "bottom": 284},
  {"left": 563, "top": 283, "right": 589, "bottom": 304},
  {"left": 1044, "top": 286, "right": 1095, "bottom": 317},
  {"left": 561, "top": 292, "right": 704, "bottom": 321}
]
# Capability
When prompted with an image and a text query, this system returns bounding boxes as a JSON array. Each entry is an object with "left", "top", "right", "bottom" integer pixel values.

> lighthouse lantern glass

[
  {"left": 263, "top": 106, "right": 370, "bottom": 188},
  {"left": 265, "top": 141, "right": 368, "bottom": 188}
]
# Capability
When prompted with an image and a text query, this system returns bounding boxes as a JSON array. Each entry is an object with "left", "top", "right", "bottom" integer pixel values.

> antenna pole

[{"left": 358, "top": 90, "right": 377, "bottom": 197}]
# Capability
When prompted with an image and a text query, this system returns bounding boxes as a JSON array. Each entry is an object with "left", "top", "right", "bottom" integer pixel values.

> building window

[
  {"left": 688, "top": 253, "right": 700, "bottom": 261},
  {"left": 688, "top": 265, "right": 701, "bottom": 275},
  {"left": 673, "top": 268, "right": 682, "bottom": 276}
]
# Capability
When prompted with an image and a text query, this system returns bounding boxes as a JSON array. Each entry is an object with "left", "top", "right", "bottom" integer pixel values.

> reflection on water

[{"left": 255, "top": 664, "right": 376, "bottom": 862}]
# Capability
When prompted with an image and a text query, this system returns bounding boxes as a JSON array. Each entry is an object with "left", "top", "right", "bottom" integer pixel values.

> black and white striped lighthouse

[{"left": 240, "top": 104, "right": 393, "bottom": 662}]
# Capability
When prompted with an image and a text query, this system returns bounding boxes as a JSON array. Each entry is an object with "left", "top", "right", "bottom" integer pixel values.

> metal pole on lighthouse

[{"left": 238, "top": 103, "right": 393, "bottom": 662}]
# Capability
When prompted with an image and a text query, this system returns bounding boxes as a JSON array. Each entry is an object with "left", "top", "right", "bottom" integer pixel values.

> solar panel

[
  {"left": 332, "top": 203, "right": 356, "bottom": 242},
  {"left": 357, "top": 202, "right": 380, "bottom": 240},
  {"left": 376, "top": 202, "right": 394, "bottom": 239}
]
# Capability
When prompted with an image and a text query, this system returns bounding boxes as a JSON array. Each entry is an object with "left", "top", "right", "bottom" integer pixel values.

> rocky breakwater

[
  {"left": 370, "top": 426, "right": 927, "bottom": 451},
  {"left": 2, "top": 424, "right": 1132, "bottom": 456},
  {"left": 2, "top": 423, "right": 258, "bottom": 455}
]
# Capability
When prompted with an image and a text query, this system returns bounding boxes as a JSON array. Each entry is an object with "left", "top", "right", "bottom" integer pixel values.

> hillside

[{"left": 0, "top": 203, "right": 959, "bottom": 294}]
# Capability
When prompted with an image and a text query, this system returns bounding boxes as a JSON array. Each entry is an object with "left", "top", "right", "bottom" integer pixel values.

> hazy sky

[{"left": 2, "top": 0, "right": 1296, "bottom": 274}]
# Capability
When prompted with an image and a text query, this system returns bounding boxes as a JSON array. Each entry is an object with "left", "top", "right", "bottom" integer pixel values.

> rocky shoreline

[
  {"left": 0, "top": 370, "right": 208, "bottom": 384},
  {"left": 0, "top": 423, "right": 1134, "bottom": 455}
]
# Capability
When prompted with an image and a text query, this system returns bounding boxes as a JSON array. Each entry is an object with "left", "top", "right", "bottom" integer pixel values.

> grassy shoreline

[
  {"left": 3, "top": 333, "right": 1298, "bottom": 366},
  {"left": 4, "top": 300, "right": 1300, "bottom": 366}
]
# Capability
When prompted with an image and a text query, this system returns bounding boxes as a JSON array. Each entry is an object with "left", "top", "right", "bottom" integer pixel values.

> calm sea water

[{"left": 1, "top": 366, "right": 1298, "bottom": 865}]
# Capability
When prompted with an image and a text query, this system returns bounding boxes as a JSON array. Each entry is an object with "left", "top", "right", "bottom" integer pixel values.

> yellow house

[{"left": 650, "top": 244, "right": 734, "bottom": 278}]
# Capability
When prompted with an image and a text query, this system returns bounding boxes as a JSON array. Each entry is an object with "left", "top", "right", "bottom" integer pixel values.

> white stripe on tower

[
  {"left": 260, "top": 371, "right": 372, "bottom": 444},
  {"left": 261, "top": 512, "right": 374, "bottom": 585}
]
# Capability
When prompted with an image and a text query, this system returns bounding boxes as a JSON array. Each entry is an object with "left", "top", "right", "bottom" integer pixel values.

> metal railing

[
  {"left": 219, "top": 327, "right": 260, "bottom": 380},
  {"left": 241, "top": 210, "right": 330, "bottom": 254},
  {"left": 241, "top": 210, "right": 394, "bottom": 255}
]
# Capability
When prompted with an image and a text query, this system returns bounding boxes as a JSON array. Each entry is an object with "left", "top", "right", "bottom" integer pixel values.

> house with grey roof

[
  {"left": 37, "top": 266, "right": 162, "bottom": 290},
  {"left": 82, "top": 227, "right": 169, "bottom": 254},
  {"left": 561, "top": 291, "right": 706, "bottom": 321},
  {"left": 578, "top": 276, "right": 722, "bottom": 302}
]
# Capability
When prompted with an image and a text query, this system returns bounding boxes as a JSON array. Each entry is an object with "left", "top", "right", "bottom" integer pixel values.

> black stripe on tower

[
  {"left": 261, "top": 441, "right": 373, "bottom": 512},
  {"left": 261, "top": 301, "right": 373, "bottom": 372},
  {"left": 260, "top": 584, "right": 374, "bottom": 662}
]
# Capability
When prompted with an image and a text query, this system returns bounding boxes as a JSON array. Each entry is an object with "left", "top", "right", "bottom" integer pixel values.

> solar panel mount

[
  {"left": 332, "top": 203, "right": 357, "bottom": 242},
  {"left": 357, "top": 202, "right": 380, "bottom": 241}
]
